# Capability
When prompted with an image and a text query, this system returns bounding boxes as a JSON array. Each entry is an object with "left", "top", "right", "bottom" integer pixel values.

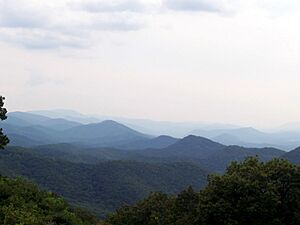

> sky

[{"left": 1, "top": 0, "right": 300, "bottom": 129}]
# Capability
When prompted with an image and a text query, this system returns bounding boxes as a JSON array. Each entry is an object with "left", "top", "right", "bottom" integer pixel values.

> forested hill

[
  {"left": 103, "top": 158, "right": 300, "bottom": 225},
  {"left": 0, "top": 175, "right": 98, "bottom": 225},
  {"left": 131, "top": 135, "right": 286, "bottom": 172},
  {"left": 0, "top": 147, "right": 208, "bottom": 218}
]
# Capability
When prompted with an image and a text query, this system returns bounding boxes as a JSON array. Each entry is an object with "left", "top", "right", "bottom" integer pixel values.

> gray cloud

[
  {"left": 73, "top": 0, "right": 147, "bottom": 13},
  {"left": 91, "top": 15, "right": 146, "bottom": 31},
  {"left": 164, "top": 0, "right": 221, "bottom": 12},
  {"left": 0, "top": 28, "right": 89, "bottom": 49},
  {"left": 19, "top": 36, "right": 88, "bottom": 50},
  {"left": 0, "top": 0, "right": 225, "bottom": 50},
  {"left": 0, "top": 1, "right": 49, "bottom": 28},
  {"left": 0, "top": 0, "right": 147, "bottom": 49}
]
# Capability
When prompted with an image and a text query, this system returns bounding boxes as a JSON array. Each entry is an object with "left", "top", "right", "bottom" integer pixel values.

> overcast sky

[{"left": 1, "top": 0, "right": 300, "bottom": 128}]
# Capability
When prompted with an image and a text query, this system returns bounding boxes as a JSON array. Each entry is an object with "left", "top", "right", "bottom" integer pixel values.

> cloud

[
  {"left": 0, "top": 28, "right": 90, "bottom": 49},
  {"left": 72, "top": 0, "right": 147, "bottom": 13},
  {"left": 0, "top": 0, "right": 147, "bottom": 49},
  {"left": 0, "top": 0, "right": 49, "bottom": 28},
  {"left": 89, "top": 13, "right": 146, "bottom": 31},
  {"left": 93, "top": 20, "right": 145, "bottom": 31},
  {"left": 164, "top": 0, "right": 221, "bottom": 12},
  {"left": 4, "top": 0, "right": 295, "bottom": 50}
]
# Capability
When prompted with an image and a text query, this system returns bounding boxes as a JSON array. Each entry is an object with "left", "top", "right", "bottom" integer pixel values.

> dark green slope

[
  {"left": 282, "top": 146, "right": 300, "bottom": 165},
  {"left": 136, "top": 135, "right": 285, "bottom": 172},
  {"left": 118, "top": 135, "right": 179, "bottom": 150},
  {"left": 0, "top": 147, "right": 208, "bottom": 218},
  {"left": 0, "top": 175, "right": 97, "bottom": 225},
  {"left": 103, "top": 158, "right": 300, "bottom": 225},
  {"left": 30, "top": 144, "right": 140, "bottom": 163},
  {"left": 139, "top": 135, "right": 225, "bottom": 159},
  {"left": 198, "top": 145, "right": 285, "bottom": 173},
  {"left": 23, "top": 135, "right": 285, "bottom": 174}
]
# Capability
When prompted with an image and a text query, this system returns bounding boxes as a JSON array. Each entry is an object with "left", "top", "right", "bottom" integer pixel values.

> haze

[{"left": 1, "top": 0, "right": 300, "bottom": 129}]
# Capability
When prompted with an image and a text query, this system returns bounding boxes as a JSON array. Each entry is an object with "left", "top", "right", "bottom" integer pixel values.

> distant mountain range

[
  {"left": 2, "top": 114, "right": 290, "bottom": 172},
  {"left": 3, "top": 112, "right": 150, "bottom": 148},
  {"left": 4, "top": 110, "right": 300, "bottom": 151},
  {"left": 190, "top": 127, "right": 300, "bottom": 150},
  {"left": 2, "top": 110, "right": 300, "bottom": 217},
  {"left": 27, "top": 109, "right": 300, "bottom": 150},
  {"left": 29, "top": 109, "right": 240, "bottom": 137}
]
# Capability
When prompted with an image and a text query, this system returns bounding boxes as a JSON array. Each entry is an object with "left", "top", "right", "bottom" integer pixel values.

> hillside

[
  {"left": 103, "top": 158, "right": 300, "bottom": 225},
  {"left": 199, "top": 145, "right": 285, "bottom": 172},
  {"left": 136, "top": 135, "right": 285, "bottom": 172},
  {"left": 0, "top": 147, "right": 208, "bottom": 218},
  {"left": 119, "top": 135, "right": 179, "bottom": 150},
  {"left": 16, "top": 134, "right": 286, "bottom": 174},
  {"left": 62, "top": 120, "right": 150, "bottom": 146},
  {"left": 29, "top": 109, "right": 101, "bottom": 124},
  {"left": 0, "top": 175, "right": 97, "bottom": 225},
  {"left": 138, "top": 135, "right": 225, "bottom": 160},
  {"left": 1, "top": 123, "right": 58, "bottom": 146},
  {"left": 163, "top": 135, "right": 225, "bottom": 157},
  {"left": 282, "top": 146, "right": 300, "bottom": 165},
  {"left": 190, "top": 127, "right": 300, "bottom": 150},
  {"left": 0, "top": 111, "right": 289, "bottom": 219},
  {"left": 3, "top": 112, "right": 152, "bottom": 148},
  {"left": 6, "top": 111, "right": 81, "bottom": 130},
  {"left": 4, "top": 111, "right": 300, "bottom": 151}
]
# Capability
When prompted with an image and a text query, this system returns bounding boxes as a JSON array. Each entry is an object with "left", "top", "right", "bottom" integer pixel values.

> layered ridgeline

[
  {"left": 135, "top": 135, "right": 285, "bottom": 172},
  {"left": 5, "top": 110, "right": 300, "bottom": 149},
  {"left": 1, "top": 111, "right": 300, "bottom": 219},
  {"left": 2, "top": 112, "right": 150, "bottom": 148}
]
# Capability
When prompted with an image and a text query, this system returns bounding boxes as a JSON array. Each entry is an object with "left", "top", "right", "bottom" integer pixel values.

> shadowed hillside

[{"left": 0, "top": 147, "right": 208, "bottom": 218}]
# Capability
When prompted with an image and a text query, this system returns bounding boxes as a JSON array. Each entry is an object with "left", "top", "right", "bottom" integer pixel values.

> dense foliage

[
  {"left": 0, "top": 175, "right": 98, "bottom": 225},
  {"left": 0, "top": 96, "right": 9, "bottom": 149},
  {"left": 0, "top": 147, "right": 207, "bottom": 218},
  {"left": 104, "top": 157, "right": 300, "bottom": 225}
]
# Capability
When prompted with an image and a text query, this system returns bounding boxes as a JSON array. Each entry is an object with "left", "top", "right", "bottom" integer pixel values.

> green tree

[
  {"left": 104, "top": 192, "right": 175, "bottom": 225},
  {"left": 197, "top": 157, "right": 300, "bottom": 225},
  {"left": 0, "top": 176, "right": 98, "bottom": 225},
  {"left": 104, "top": 157, "right": 300, "bottom": 225},
  {"left": 0, "top": 96, "right": 9, "bottom": 149},
  {"left": 173, "top": 186, "right": 199, "bottom": 225}
]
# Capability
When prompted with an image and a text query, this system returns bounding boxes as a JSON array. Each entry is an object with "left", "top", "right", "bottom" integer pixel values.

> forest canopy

[
  {"left": 0, "top": 175, "right": 98, "bottom": 225},
  {"left": 104, "top": 157, "right": 300, "bottom": 225}
]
